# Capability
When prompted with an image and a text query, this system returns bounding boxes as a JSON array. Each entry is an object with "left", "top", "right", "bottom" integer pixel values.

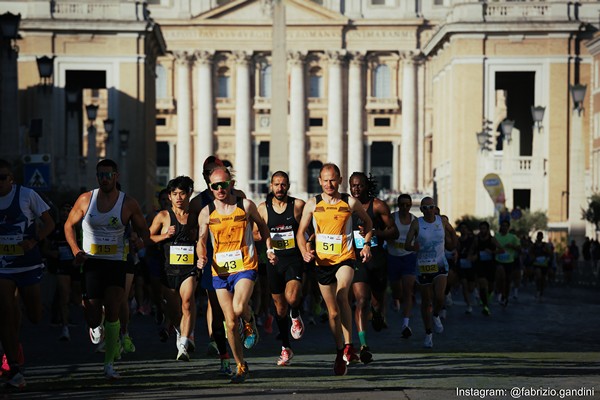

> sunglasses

[
  {"left": 210, "top": 180, "right": 231, "bottom": 191},
  {"left": 96, "top": 172, "right": 116, "bottom": 180},
  {"left": 0, "top": 174, "right": 9, "bottom": 181},
  {"left": 421, "top": 205, "right": 436, "bottom": 210}
]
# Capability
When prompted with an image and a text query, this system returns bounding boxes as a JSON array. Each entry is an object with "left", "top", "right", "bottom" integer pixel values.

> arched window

[
  {"left": 307, "top": 160, "right": 324, "bottom": 194},
  {"left": 156, "top": 64, "right": 167, "bottom": 99},
  {"left": 260, "top": 64, "right": 272, "bottom": 98},
  {"left": 309, "top": 67, "right": 323, "bottom": 98},
  {"left": 217, "top": 67, "right": 230, "bottom": 98},
  {"left": 373, "top": 64, "right": 391, "bottom": 98}
]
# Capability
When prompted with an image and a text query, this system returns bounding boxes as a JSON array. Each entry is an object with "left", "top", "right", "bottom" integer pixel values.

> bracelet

[
  {"left": 266, "top": 248, "right": 275, "bottom": 254},
  {"left": 363, "top": 242, "right": 371, "bottom": 247}
]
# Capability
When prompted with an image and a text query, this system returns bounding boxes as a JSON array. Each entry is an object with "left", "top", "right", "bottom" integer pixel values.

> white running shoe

[
  {"left": 423, "top": 334, "right": 433, "bottom": 348},
  {"left": 290, "top": 314, "right": 305, "bottom": 340},
  {"left": 432, "top": 315, "right": 444, "bottom": 334},
  {"left": 439, "top": 309, "right": 447, "bottom": 320},
  {"left": 176, "top": 343, "right": 190, "bottom": 361},
  {"left": 89, "top": 325, "right": 104, "bottom": 345},
  {"left": 59, "top": 326, "right": 70, "bottom": 341},
  {"left": 445, "top": 292, "right": 453, "bottom": 306},
  {"left": 277, "top": 347, "right": 294, "bottom": 366},
  {"left": 104, "top": 363, "right": 120, "bottom": 380}
]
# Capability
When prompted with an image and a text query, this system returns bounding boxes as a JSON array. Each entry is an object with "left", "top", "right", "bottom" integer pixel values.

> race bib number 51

[
  {"left": 215, "top": 250, "right": 244, "bottom": 274},
  {"left": 316, "top": 234, "right": 342, "bottom": 255}
]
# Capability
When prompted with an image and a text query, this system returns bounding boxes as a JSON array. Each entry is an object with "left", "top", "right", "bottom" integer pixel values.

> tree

[
  {"left": 582, "top": 193, "right": 600, "bottom": 231},
  {"left": 455, "top": 209, "right": 547, "bottom": 236}
]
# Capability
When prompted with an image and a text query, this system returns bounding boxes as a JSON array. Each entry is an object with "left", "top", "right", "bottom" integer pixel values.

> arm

[
  {"left": 349, "top": 196, "right": 373, "bottom": 263},
  {"left": 443, "top": 218, "right": 458, "bottom": 251},
  {"left": 22, "top": 210, "right": 55, "bottom": 252},
  {"left": 64, "top": 192, "right": 90, "bottom": 265},
  {"left": 124, "top": 196, "right": 151, "bottom": 248},
  {"left": 374, "top": 199, "right": 399, "bottom": 241},
  {"left": 294, "top": 198, "right": 306, "bottom": 223},
  {"left": 148, "top": 210, "right": 174, "bottom": 243},
  {"left": 246, "top": 199, "right": 277, "bottom": 265},
  {"left": 195, "top": 207, "right": 210, "bottom": 270},
  {"left": 404, "top": 219, "right": 420, "bottom": 252},
  {"left": 296, "top": 197, "right": 316, "bottom": 263}
]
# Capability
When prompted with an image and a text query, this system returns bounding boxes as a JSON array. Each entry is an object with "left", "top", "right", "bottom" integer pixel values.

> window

[
  {"left": 309, "top": 67, "right": 323, "bottom": 98},
  {"left": 371, "top": 0, "right": 386, "bottom": 5},
  {"left": 260, "top": 65, "right": 272, "bottom": 98},
  {"left": 217, "top": 67, "right": 230, "bottom": 98},
  {"left": 307, "top": 160, "right": 323, "bottom": 194},
  {"left": 374, "top": 118, "right": 391, "bottom": 127},
  {"left": 156, "top": 64, "right": 167, "bottom": 99},
  {"left": 309, "top": 118, "right": 323, "bottom": 127},
  {"left": 156, "top": 118, "right": 166, "bottom": 126},
  {"left": 373, "top": 64, "right": 390, "bottom": 98},
  {"left": 217, "top": 118, "right": 231, "bottom": 126}
]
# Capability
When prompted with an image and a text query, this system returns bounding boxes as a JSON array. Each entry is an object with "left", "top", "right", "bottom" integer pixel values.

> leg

[
  {"left": 216, "top": 288, "right": 244, "bottom": 366},
  {"left": 0, "top": 279, "right": 20, "bottom": 370}
]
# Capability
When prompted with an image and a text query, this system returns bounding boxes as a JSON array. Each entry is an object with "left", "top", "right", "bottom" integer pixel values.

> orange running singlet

[{"left": 312, "top": 193, "right": 355, "bottom": 267}]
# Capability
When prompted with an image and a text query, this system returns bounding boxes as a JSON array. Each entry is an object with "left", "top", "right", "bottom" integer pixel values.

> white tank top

[
  {"left": 416, "top": 215, "right": 448, "bottom": 273},
  {"left": 82, "top": 189, "right": 127, "bottom": 261},
  {"left": 387, "top": 212, "right": 415, "bottom": 257}
]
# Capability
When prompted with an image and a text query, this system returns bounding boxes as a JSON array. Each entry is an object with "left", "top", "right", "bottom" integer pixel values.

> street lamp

[
  {"left": 85, "top": 104, "right": 99, "bottom": 186},
  {"left": 0, "top": 12, "right": 21, "bottom": 54},
  {"left": 85, "top": 104, "right": 98, "bottom": 122},
  {"left": 103, "top": 118, "right": 114, "bottom": 143},
  {"left": 531, "top": 105, "right": 545, "bottom": 133},
  {"left": 36, "top": 56, "right": 54, "bottom": 87},
  {"left": 476, "top": 129, "right": 493, "bottom": 152},
  {"left": 570, "top": 84, "right": 587, "bottom": 114},
  {"left": 119, "top": 129, "right": 129, "bottom": 156},
  {"left": 500, "top": 119, "right": 514, "bottom": 144}
]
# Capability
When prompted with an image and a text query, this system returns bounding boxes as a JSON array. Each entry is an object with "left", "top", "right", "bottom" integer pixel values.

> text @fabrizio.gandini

[{"left": 456, "top": 387, "right": 595, "bottom": 399}]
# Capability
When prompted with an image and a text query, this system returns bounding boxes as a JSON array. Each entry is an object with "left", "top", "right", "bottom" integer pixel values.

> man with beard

[
  {"left": 64, "top": 159, "right": 150, "bottom": 379},
  {"left": 258, "top": 171, "right": 306, "bottom": 366}
]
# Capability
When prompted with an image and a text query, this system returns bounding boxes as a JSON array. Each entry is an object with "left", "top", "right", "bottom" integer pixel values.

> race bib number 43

[
  {"left": 316, "top": 234, "right": 342, "bottom": 255},
  {"left": 271, "top": 231, "right": 295, "bottom": 251},
  {"left": 0, "top": 235, "right": 24, "bottom": 256},
  {"left": 170, "top": 245, "right": 194, "bottom": 265},
  {"left": 215, "top": 250, "right": 244, "bottom": 274},
  {"left": 90, "top": 236, "right": 117, "bottom": 255}
]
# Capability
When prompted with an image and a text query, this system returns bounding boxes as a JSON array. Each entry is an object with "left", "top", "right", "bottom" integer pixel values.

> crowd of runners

[{"left": 0, "top": 156, "right": 566, "bottom": 389}]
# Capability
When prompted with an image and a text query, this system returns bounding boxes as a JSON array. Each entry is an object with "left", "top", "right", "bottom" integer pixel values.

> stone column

[
  {"left": 86, "top": 124, "right": 97, "bottom": 189},
  {"left": 234, "top": 51, "right": 252, "bottom": 195},
  {"left": 327, "top": 50, "right": 345, "bottom": 174},
  {"left": 569, "top": 109, "right": 586, "bottom": 243},
  {"left": 289, "top": 51, "right": 307, "bottom": 196},
  {"left": 347, "top": 51, "right": 365, "bottom": 178},
  {"left": 174, "top": 51, "right": 193, "bottom": 178},
  {"left": 194, "top": 50, "right": 215, "bottom": 183},
  {"left": 401, "top": 52, "right": 418, "bottom": 193}
]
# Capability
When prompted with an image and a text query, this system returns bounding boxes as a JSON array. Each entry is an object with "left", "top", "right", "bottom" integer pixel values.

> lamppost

[
  {"left": 103, "top": 118, "right": 114, "bottom": 159},
  {"left": 0, "top": 12, "right": 21, "bottom": 159},
  {"left": 531, "top": 105, "right": 545, "bottom": 134},
  {"left": 85, "top": 104, "right": 99, "bottom": 188},
  {"left": 119, "top": 129, "right": 129, "bottom": 186},
  {"left": 568, "top": 83, "right": 587, "bottom": 243},
  {"left": 36, "top": 55, "right": 54, "bottom": 88},
  {"left": 0, "top": 12, "right": 21, "bottom": 55}
]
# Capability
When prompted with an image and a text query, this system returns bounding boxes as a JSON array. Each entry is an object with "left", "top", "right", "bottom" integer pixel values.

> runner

[
  {"left": 456, "top": 223, "right": 476, "bottom": 314},
  {"left": 296, "top": 163, "right": 373, "bottom": 376},
  {"left": 471, "top": 221, "right": 503, "bottom": 316},
  {"left": 495, "top": 220, "right": 520, "bottom": 307},
  {"left": 530, "top": 231, "right": 552, "bottom": 301},
  {"left": 258, "top": 171, "right": 306, "bottom": 366}
]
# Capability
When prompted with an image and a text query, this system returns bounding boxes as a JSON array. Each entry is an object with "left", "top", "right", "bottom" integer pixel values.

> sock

[
  {"left": 180, "top": 336, "right": 188, "bottom": 349},
  {"left": 276, "top": 315, "right": 291, "bottom": 348},
  {"left": 290, "top": 307, "right": 300, "bottom": 319},
  {"left": 104, "top": 319, "right": 120, "bottom": 365},
  {"left": 402, "top": 317, "right": 410, "bottom": 327},
  {"left": 358, "top": 331, "right": 367, "bottom": 347}
]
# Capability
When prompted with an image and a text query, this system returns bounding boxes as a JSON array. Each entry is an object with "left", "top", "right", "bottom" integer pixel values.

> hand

[
  {"left": 166, "top": 225, "right": 176, "bottom": 238},
  {"left": 19, "top": 238, "right": 37, "bottom": 252},
  {"left": 360, "top": 247, "right": 372, "bottom": 263},
  {"left": 74, "top": 250, "right": 87, "bottom": 265},
  {"left": 302, "top": 249, "right": 316, "bottom": 263},
  {"left": 358, "top": 225, "right": 366, "bottom": 237},
  {"left": 197, "top": 255, "right": 208, "bottom": 269},
  {"left": 267, "top": 252, "right": 279, "bottom": 265}
]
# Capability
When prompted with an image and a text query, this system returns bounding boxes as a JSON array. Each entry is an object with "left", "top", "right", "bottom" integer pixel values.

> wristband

[
  {"left": 266, "top": 248, "right": 275, "bottom": 254},
  {"left": 363, "top": 242, "right": 371, "bottom": 247}
]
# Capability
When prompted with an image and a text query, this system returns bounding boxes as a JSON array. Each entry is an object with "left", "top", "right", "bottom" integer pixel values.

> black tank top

[
  {"left": 351, "top": 198, "right": 381, "bottom": 254},
  {"left": 266, "top": 194, "right": 300, "bottom": 257},
  {"left": 162, "top": 208, "right": 197, "bottom": 270}
]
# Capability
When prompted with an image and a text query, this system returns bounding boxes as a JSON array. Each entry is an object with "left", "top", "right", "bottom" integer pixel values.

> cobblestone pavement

[{"left": 1, "top": 270, "right": 599, "bottom": 399}]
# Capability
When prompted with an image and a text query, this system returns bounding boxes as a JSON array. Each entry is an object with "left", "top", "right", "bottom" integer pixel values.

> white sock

[{"left": 403, "top": 317, "right": 409, "bottom": 327}]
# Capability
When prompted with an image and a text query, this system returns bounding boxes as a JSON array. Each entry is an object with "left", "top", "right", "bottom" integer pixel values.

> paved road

[{"left": 2, "top": 271, "right": 599, "bottom": 399}]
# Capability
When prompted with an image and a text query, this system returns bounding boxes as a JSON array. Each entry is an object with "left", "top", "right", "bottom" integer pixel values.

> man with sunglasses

[
  {"left": 404, "top": 197, "right": 457, "bottom": 349},
  {"left": 196, "top": 166, "right": 277, "bottom": 384},
  {"left": 189, "top": 156, "right": 246, "bottom": 376},
  {"left": 0, "top": 159, "right": 55, "bottom": 389},
  {"left": 296, "top": 163, "right": 374, "bottom": 376},
  {"left": 64, "top": 159, "right": 150, "bottom": 379},
  {"left": 257, "top": 171, "right": 306, "bottom": 367}
]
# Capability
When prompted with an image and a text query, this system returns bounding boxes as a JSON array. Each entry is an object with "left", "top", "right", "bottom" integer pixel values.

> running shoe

[
  {"left": 5, "top": 371, "right": 26, "bottom": 389},
  {"left": 188, "top": 335, "right": 196, "bottom": 353},
  {"left": 359, "top": 345, "right": 373, "bottom": 364},
  {"left": 482, "top": 305, "right": 491, "bottom": 316},
  {"left": 104, "top": 363, "right": 120, "bottom": 380},
  {"left": 264, "top": 314, "right": 274, "bottom": 335},
  {"left": 333, "top": 353, "right": 347, "bottom": 376},
  {"left": 207, "top": 340, "right": 219, "bottom": 357},
  {"left": 277, "top": 347, "right": 294, "bottom": 366},
  {"left": 230, "top": 361, "right": 249, "bottom": 384},
  {"left": 89, "top": 325, "right": 104, "bottom": 345},
  {"left": 59, "top": 326, "right": 70, "bottom": 341},
  {"left": 401, "top": 325, "right": 412, "bottom": 339},
  {"left": 290, "top": 314, "right": 305, "bottom": 340},
  {"left": 371, "top": 307, "right": 385, "bottom": 332},
  {"left": 121, "top": 334, "right": 136, "bottom": 353},
  {"left": 445, "top": 292, "right": 453, "bottom": 306},
  {"left": 1, "top": 353, "right": 9, "bottom": 375},
  {"left": 423, "top": 334, "right": 433, "bottom": 348},
  {"left": 465, "top": 305, "right": 473, "bottom": 314},
  {"left": 218, "top": 356, "right": 232, "bottom": 376},
  {"left": 177, "top": 342, "right": 190, "bottom": 361},
  {"left": 342, "top": 344, "right": 360, "bottom": 365},
  {"left": 243, "top": 317, "right": 259, "bottom": 349},
  {"left": 439, "top": 308, "right": 447, "bottom": 320},
  {"left": 432, "top": 315, "right": 444, "bottom": 334}
]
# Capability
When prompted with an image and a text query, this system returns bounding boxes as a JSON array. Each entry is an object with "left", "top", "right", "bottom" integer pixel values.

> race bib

[
  {"left": 418, "top": 263, "right": 439, "bottom": 274},
  {"left": 418, "top": 250, "right": 439, "bottom": 274},
  {"left": 0, "top": 234, "right": 24, "bottom": 256},
  {"left": 90, "top": 236, "right": 118, "bottom": 256},
  {"left": 270, "top": 231, "right": 295, "bottom": 251},
  {"left": 215, "top": 250, "right": 244, "bottom": 275},
  {"left": 316, "top": 234, "right": 342, "bottom": 255},
  {"left": 390, "top": 241, "right": 405, "bottom": 250},
  {"left": 169, "top": 245, "right": 194, "bottom": 265},
  {"left": 533, "top": 256, "right": 549, "bottom": 267},
  {"left": 353, "top": 230, "right": 379, "bottom": 249}
]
